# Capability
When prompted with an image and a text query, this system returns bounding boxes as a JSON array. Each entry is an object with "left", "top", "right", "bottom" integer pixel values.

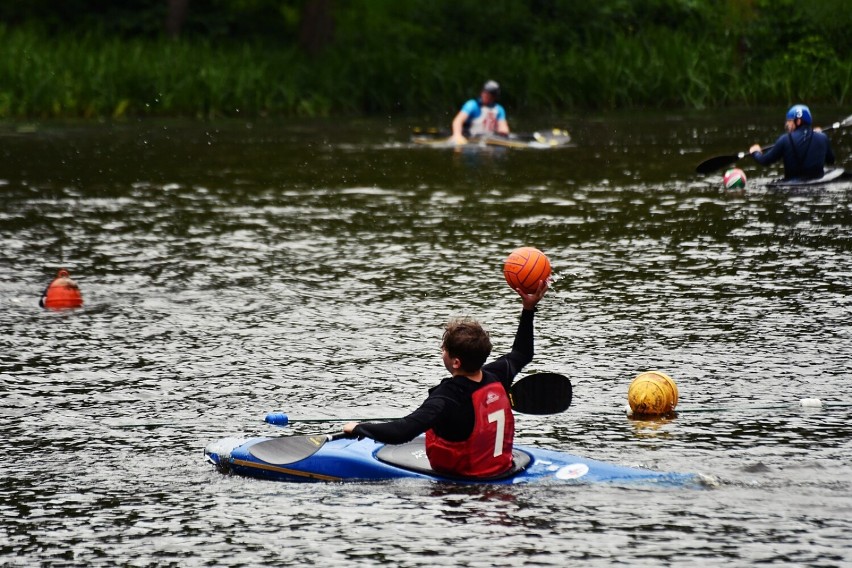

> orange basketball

[{"left": 503, "top": 247, "right": 551, "bottom": 294}]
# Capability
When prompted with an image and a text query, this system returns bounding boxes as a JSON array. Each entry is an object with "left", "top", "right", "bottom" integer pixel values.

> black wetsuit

[
  {"left": 352, "top": 309, "right": 536, "bottom": 444},
  {"left": 751, "top": 128, "right": 836, "bottom": 180}
]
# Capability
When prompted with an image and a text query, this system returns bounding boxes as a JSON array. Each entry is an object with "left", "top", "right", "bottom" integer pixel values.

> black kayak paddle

[
  {"left": 248, "top": 372, "right": 573, "bottom": 466},
  {"left": 509, "top": 371, "right": 572, "bottom": 414},
  {"left": 695, "top": 113, "right": 852, "bottom": 174}
]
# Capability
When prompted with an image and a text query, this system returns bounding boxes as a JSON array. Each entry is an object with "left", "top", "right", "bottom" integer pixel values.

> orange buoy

[
  {"left": 40, "top": 269, "right": 83, "bottom": 309},
  {"left": 627, "top": 371, "right": 679, "bottom": 417}
]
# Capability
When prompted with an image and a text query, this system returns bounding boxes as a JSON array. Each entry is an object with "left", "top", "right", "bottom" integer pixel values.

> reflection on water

[{"left": 1, "top": 110, "right": 851, "bottom": 566}]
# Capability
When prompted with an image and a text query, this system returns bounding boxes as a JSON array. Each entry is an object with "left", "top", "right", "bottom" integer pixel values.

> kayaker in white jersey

[{"left": 450, "top": 80, "right": 510, "bottom": 146}]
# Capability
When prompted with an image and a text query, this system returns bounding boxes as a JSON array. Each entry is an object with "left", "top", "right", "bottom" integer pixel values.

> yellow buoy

[{"left": 628, "top": 371, "right": 678, "bottom": 417}]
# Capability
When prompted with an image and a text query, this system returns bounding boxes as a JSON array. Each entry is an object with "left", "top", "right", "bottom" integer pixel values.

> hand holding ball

[{"left": 504, "top": 247, "right": 551, "bottom": 294}]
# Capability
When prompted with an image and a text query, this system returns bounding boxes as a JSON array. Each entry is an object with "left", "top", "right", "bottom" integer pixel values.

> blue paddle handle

[{"left": 265, "top": 412, "right": 289, "bottom": 425}]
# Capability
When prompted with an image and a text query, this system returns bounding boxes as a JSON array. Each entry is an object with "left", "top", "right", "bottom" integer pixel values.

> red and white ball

[{"left": 723, "top": 168, "right": 747, "bottom": 189}]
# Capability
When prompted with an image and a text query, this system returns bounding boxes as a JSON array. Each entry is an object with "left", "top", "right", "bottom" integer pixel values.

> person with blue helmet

[
  {"left": 451, "top": 80, "right": 510, "bottom": 145},
  {"left": 749, "top": 104, "right": 836, "bottom": 180}
]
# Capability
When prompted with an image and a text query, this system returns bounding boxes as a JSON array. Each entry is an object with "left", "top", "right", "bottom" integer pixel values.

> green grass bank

[{"left": 1, "top": 21, "right": 850, "bottom": 120}]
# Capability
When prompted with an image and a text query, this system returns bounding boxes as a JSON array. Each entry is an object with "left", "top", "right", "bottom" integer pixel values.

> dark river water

[{"left": 2, "top": 109, "right": 851, "bottom": 566}]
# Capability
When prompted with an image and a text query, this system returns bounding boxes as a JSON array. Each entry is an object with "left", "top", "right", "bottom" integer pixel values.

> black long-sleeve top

[
  {"left": 352, "top": 308, "right": 536, "bottom": 444},
  {"left": 752, "top": 128, "right": 835, "bottom": 179}
]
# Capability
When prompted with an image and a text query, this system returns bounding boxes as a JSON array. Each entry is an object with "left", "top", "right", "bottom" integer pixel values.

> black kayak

[{"left": 766, "top": 167, "right": 850, "bottom": 188}]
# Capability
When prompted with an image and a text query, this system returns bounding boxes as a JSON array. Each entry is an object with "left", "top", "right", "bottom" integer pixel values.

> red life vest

[{"left": 425, "top": 380, "right": 515, "bottom": 477}]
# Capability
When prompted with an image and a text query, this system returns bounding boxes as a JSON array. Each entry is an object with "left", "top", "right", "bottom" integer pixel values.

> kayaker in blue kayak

[
  {"left": 749, "top": 104, "right": 836, "bottom": 180},
  {"left": 344, "top": 280, "right": 547, "bottom": 478},
  {"left": 450, "top": 80, "right": 510, "bottom": 146}
]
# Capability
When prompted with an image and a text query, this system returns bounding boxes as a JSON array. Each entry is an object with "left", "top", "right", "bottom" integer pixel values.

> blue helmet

[{"left": 786, "top": 104, "right": 812, "bottom": 125}]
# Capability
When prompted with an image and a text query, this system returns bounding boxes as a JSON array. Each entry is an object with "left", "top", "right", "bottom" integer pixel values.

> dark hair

[{"left": 442, "top": 318, "right": 492, "bottom": 372}]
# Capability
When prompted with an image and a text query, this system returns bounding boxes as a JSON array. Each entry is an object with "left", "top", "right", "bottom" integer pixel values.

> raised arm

[{"left": 482, "top": 280, "right": 548, "bottom": 390}]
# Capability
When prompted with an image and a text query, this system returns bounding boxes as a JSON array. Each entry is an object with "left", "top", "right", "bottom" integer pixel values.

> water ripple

[{"left": 2, "top": 115, "right": 851, "bottom": 566}]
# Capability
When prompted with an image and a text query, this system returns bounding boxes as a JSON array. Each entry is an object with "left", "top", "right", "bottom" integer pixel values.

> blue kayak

[{"left": 204, "top": 434, "right": 704, "bottom": 487}]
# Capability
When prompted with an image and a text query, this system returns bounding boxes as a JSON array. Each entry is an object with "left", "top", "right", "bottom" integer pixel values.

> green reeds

[
  {"left": 0, "top": 26, "right": 313, "bottom": 119},
  {"left": 0, "top": 24, "right": 850, "bottom": 120}
]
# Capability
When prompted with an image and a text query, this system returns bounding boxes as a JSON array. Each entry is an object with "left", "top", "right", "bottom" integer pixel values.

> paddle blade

[
  {"left": 532, "top": 128, "right": 571, "bottom": 146},
  {"left": 695, "top": 153, "right": 740, "bottom": 174},
  {"left": 248, "top": 433, "right": 343, "bottom": 465},
  {"left": 510, "top": 372, "right": 572, "bottom": 415},
  {"left": 411, "top": 127, "right": 449, "bottom": 138}
]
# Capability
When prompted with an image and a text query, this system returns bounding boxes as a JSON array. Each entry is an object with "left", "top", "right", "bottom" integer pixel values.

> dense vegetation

[{"left": 1, "top": 0, "right": 850, "bottom": 119}]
